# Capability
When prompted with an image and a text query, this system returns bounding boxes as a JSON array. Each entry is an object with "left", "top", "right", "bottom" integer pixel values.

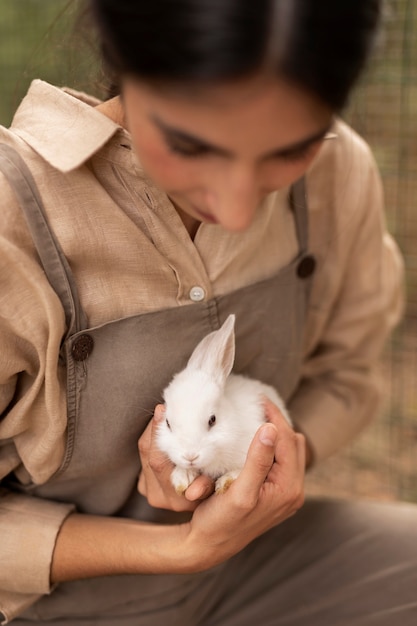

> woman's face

[{"left": 121, "top": 75, "right": 333, "bottom": 232}]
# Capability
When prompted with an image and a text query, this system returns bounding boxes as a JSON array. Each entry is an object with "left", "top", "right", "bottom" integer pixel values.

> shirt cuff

[
  {"left": 0, "top": 491, "right": 75, "bottom": 596},
  {"left": 0, "top": 591, "right": 42, "bottom": 625}
]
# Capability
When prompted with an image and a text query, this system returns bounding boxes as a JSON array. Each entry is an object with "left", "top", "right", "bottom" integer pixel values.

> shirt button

[{"left": 189, "top": 286, "right": 205, "bottom": 302}]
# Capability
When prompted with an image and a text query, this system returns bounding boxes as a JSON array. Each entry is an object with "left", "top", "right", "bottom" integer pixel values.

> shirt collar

[
  {"left": 10, "top": 80, "right": 122, "bottom": 173},
  {"left": 10, "top": 79, "right": 339, "bottom": 175}
]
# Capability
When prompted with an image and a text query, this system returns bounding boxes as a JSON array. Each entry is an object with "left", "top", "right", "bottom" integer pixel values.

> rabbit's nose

[{"left": 183, "top": 452, "right": 199, "bottom": 463}]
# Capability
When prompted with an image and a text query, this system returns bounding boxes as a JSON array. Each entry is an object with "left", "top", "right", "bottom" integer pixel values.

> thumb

[{"left": 236, "top": 423, "right": 277, "bottom": 499}]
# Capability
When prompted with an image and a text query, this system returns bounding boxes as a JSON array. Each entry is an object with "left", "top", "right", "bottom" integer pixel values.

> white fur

[{"left": 156, "top": 314, "right": 292, "bottom": 494}]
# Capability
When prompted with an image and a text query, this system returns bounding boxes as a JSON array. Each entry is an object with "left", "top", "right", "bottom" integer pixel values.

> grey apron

[{"left": 0, "top": 144, "right": 316, "bottom": 623}]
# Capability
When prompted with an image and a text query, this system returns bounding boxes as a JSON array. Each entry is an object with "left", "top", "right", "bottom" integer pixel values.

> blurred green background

[
  {"left": 0, "top": 0, "right": 416, "bottom": 501},
  {"left": 0, "top": 0, "right": 101, "bottom": 124}
]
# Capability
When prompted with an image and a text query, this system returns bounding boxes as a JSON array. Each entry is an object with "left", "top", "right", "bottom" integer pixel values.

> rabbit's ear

[{"left": 187, "top": 314, "right": 236, "bottom": 386}]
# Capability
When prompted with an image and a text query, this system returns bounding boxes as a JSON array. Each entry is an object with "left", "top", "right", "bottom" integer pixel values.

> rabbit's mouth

[{"left": 181, "top": 452, "right": 201, "bottom": 467}]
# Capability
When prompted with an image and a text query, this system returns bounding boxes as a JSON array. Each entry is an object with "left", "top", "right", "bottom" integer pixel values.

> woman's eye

[
  {"left": 167, "top": 141, "right": 210, "bottom": 158},
  {"left": 278, "top": 147, "right": 312, "bottom": 162},
  {"left": 166, "top": 418, "right": 171, "bottom": 430},
  {"left": 277, "top": 141, "right": 321, "bottom": 163},
  {"left": 208, "top": 415, "right": 216, "bottom": 428}
]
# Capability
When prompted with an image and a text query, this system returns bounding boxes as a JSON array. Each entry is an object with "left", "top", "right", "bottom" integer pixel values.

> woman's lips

[{"left": 192, "top": 205, "right": 218, "bottom": 224}]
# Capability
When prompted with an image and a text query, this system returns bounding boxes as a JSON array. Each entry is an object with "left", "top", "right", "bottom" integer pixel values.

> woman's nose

[{"left": 205, "top": 167, "right": 261, "bottom": 232}]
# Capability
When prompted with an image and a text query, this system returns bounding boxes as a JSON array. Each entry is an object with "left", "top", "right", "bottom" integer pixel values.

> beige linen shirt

[{"left": 0, "top": 80, "right": 403, "bottom": 622}]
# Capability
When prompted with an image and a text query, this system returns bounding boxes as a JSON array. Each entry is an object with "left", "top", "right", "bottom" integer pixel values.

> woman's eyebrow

[
  {"left": 263, "top": 125, "right": 333, "bottom": 159},
  {"left": 150, "top": 113, "right": 332, "bottom": 160}
]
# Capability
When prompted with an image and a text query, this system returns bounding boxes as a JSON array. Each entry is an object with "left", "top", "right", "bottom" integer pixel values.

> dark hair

[{"left": 89, "top": 0, "right": 381, "bottom": 111}]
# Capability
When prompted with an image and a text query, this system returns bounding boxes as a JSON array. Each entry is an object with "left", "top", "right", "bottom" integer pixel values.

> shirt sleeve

[
  {"left": 0, "top": 492, "right": 75, "bottom": 624},
  {"left": 0, "top": 592, "right": 42, "bottom": 626},
  {"left": 288, "top": 128, "right": 404, "bottom": 463},
  {"left": 0, "top": 172, "right": 75, "bottom": 620}
]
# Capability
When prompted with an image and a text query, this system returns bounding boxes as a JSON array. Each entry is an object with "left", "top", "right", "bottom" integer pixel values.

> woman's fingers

[
  {"left": 262, "top": 396, "right": 292, "bottom": 430},
  {"left": 233, "top": 398, "right": 305, "bottom": 519},
  {"left": 262, "top": 396, "right": 306, "bottom": 475},
  {"left": 143, "top": 405, "right": 173, "bottom": 477},
  {"left": 234, "top": 424, "right": 277, "bottom": 505},
  {"left": 185, "top": 475, "right": 215, "bottom": 501},
  {"left": 186, "top": 408, "right": 306, "bottom": 569},
  {"left": 137, "top": 405, "right": 179, "bottom": 507}
]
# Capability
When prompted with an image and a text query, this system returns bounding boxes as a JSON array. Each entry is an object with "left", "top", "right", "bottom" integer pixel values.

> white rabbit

[{"left": 157, "top": 314, "right": 292, "bottom": 495}]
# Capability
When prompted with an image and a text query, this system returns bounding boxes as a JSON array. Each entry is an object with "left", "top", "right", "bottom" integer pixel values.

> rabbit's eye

[
  {"left": 166, "top": 418, "right": 171, "bottom": 430},
  {"left": 208, "top": 415, "right": 216, "bottom": 428}
]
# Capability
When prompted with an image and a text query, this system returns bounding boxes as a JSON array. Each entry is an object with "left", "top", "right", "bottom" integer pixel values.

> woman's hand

[
  {"left": 137, "top": 404, "right": 215, "bottom": 512},
  {"left": 138, "top": 398, "right": 305, "bottom": 572},
  {"left": 53, "top": 398, "right": 305, "bottom": 583},
  {"left": 179, "top": 398, "right": 306, "bottom": 571}
]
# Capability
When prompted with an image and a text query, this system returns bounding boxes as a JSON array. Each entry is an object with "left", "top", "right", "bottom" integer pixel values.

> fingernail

[
  {"left": 186, "top": 489, "right": 200, "bottom": 502},
  {"left": 259, "top": 424, "right": 277, "bottom": 447},
  {"left": 154, "top": 404, "right": 165, "bottom": 421},
  {"left": 186, "top": 486, "right": 203, "bottom": 502}
]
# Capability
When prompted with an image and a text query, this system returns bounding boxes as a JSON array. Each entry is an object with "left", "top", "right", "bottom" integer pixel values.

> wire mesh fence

[
  {"left": 0, "top": 0, "right": 416, "bottom": 502},
  {"left": 306, "top": 0, "right": 417, "bottom": 503}
]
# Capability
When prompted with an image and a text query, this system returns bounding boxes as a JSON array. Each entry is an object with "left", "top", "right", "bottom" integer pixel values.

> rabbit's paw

[
  {"left": 171, "top": 466, "right": 200, "bottom": 495},
  {"left": 215, "top": 470, "right": 240, "bottom": 494}
]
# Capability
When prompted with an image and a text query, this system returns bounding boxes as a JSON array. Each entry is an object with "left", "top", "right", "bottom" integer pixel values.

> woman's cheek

[{"left": 135, "top": 142, "right": 195, "bottom": 190}]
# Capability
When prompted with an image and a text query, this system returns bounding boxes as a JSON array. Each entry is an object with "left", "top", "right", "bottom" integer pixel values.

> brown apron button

[
  {"left": 72, "top": 334, "right": 94, "bottom": 361},
  {"left": 297, "top": 255, "right": 316, "bottom": 279}
]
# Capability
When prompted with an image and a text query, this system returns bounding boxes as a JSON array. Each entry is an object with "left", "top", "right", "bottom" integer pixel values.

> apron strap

[
  {"left": 0, "top": 143, "right": 88, "bottom": 336},
  {"left": 289, "top": 177, "right": 309, "bottom": 254}
]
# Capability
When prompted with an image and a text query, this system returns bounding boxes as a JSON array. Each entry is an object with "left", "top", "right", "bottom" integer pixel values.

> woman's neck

[{"left": 95, "top": 96, "right": 125, "bottom": 126}]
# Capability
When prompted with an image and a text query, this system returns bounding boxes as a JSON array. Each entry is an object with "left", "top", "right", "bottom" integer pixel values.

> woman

[{"left": 0, "top": 0, "right": 416, "bottom": 624}]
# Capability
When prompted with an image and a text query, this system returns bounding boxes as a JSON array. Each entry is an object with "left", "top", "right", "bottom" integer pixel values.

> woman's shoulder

[
  {"left": 310, "top": 117, "right": 378, "bottom": 183},
  {"left": 0, "top": 128, "right": 30, "bottom": 219},
  {"left": 0, "top": 126, "right": 47, "bottom": 231},
  {"left": 305, "top": 117, "right": 386, "bottom": 275},
  {"left": 0, "top": 79, "right": 124, "bottom": 235},
  {"left": 306, "top": 117, "right": 381, "bottom": 214}
]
